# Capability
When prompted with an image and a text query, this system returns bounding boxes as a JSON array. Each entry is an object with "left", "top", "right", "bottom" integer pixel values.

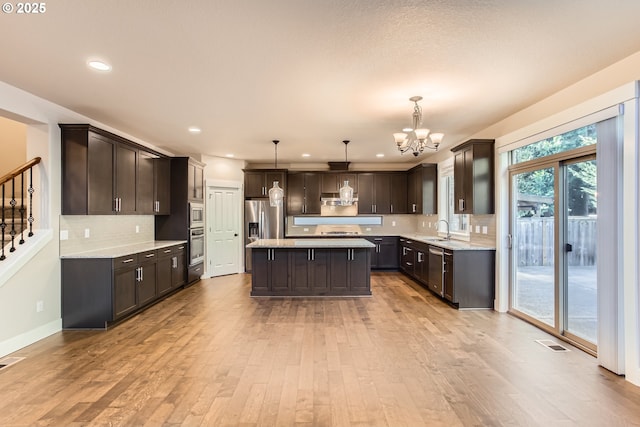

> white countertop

[
  {"left": 61, "top": 240, "right": 187, "bottom": 259},
  {"left": 246, "top": 238, "right": 375, "bottom": 249},
  {"left": 398, "top": 234, "right": 495, "bottom": 251}
]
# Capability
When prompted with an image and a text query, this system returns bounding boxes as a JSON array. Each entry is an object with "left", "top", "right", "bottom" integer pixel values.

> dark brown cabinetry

[
  {"left": 321, "top": 173, "right": 358, "bottom": 193},
  {"left": 358, "top": 173, "right": 392, "bottom": 214},
  {"left": 287, "top": 172, "right": 322, "bottom": 215},
  {"left": 390, "top": 173, "right": 408, "bottom": 214},
  {"left": 365, "top": 236, "right": 399, "bottom": 269},
  {"left": 407, "top": 164, "right": 437, "bottom": 214},
  {"left": 155, "top": 157, "right": 205, "bottom": 285},
  {"left": 451, "top": 139, "right": 495, "bottom": 215},
  {"left": 188, "top": 160, "right": 204, "bottom": 201},
  {"left": 250, "top": 248, "right": 290, "bottom": 293},
  {"left": 251, "top": 246, "right": 371, "bottom": 296},
  {"left": 398, "top": 239, "right": 495, "bottom": 309},
  {"left": 138, "top": 154, "right": 171, "bottom": 214},
  {"left": 442, "top": 249, "right": 494, "bottom": 308},
  {"left": 60, "top": 124, "right": 169, "bottom": 215},
  {"left": 290, "top": 248, "right": 330, "bottom": 294},
  {"left": 244, "top": 170, "right": 287, "bottom": 198},
  {"left": 399, "top": 238, "right": 416, "bottom": 277},
  {"left": 62, "top": 243, "right": 186, "bottom": 329}
]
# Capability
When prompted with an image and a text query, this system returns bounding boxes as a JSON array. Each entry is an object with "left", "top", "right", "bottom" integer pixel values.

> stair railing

[{"left": 0, "top": 157, "right": 41, "bottom": 260}]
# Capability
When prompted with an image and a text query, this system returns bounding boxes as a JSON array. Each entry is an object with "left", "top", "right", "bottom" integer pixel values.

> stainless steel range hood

[{"left": 320, "top": 193, "right": 359, "bottom": 216}]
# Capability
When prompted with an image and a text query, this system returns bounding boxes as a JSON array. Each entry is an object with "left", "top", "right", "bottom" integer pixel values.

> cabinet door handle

[
  {"left": 140, "top": 267, "right": 143, "bottom": 281},
  {"left": 417, "top": 252, "right": 423, "bottom": 262},
  {"left": 172, "top": 256, "right": 177, "bottom": 268},
  {"left": 390, "top": 204, "right": 394, "bottom": 213},
  {"left": 412, "top": 203, "right": 416, "bottom": 213},
  {"left": 458, "top": 198, "right": 465, "bottom": 211}
]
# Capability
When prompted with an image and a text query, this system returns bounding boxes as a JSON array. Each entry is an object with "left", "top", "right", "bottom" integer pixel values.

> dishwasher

[{"left": 427, "top": 245, "right": 444, "bottom": 296}]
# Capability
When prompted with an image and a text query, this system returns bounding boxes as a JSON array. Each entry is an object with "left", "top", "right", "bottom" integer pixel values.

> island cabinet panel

[
  {"left": 250, "top": 248, "right": 290, "bottom": 294},
  {"left": 290, "top": 249, "right": 330, "bottom": 294},
  {"left": 250, "top": 244, "right": 372, "bottom": 296}
]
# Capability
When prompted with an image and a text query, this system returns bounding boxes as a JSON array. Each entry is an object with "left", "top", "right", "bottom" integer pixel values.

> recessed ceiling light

[
  {"left": 376, "top": 153, "right": 385, "bottom": 158},
  {"left": 188, "top": 127, "right": 201, "bottom": 134},
  {"left": 87, "top": 60, "right": 111, "bottom": 71},
  {"left": 302, "top": 153, "right": 311, "bottom": 158},
  {"left": 225, "top": 154, "right": 235, "bottom": 158}
]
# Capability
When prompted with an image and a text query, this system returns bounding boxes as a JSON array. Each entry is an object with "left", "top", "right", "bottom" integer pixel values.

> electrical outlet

[
  {"left": 135, "top": 225, "right": 140, "bottom": 233},
  {"left": 365, "top": 227, "right": 371, "bottom": 231},
  {"left": 422, "top": 221, "right": 425, "bottom": 227},
  {"left": 84, "top": 228, "right": 90, "bottom": 238},
  {"left": 36, "top": 301, "right": 44, "bottom": 312},
  {"left": 391, "top": 221, "right": 396, "bottom": 227},
  {"left": 303, "top": 228, "right": 309, "bottom": 232},
  {"left": 482, "top": 226, "right": 488, "bottom": 234},
  {"left": 60, "top": 230, "right": 69, "bottom": 240}
]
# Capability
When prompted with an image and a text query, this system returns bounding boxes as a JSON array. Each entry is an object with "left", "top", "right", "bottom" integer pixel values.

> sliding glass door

[{"left": 509, "top": 125, "right": 598, "bottom": 352}]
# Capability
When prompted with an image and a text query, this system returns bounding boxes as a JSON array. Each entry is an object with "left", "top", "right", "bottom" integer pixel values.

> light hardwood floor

[{"left": 1, "top": 272, "right": 640, "bottom": 426}]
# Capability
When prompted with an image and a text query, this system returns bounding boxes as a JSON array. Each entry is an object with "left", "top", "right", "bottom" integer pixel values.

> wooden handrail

[{"left": 0, "top": 157, "right": 41, "bottom": 187}]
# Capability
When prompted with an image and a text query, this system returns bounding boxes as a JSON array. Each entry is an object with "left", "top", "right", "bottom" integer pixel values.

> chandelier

[{"left": 393, "top": 96, "right": 444, "bottom": 156}]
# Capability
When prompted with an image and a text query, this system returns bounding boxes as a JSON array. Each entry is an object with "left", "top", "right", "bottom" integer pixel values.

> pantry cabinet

[{"left": 451, "top": 139, "right": 495, "bottom": 215}]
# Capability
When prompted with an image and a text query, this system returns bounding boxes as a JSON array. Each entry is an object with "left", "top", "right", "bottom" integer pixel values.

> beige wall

[
  {"left": 202, "top": 154, "right": 246, "bottom": 182},
  {"left": 0, "top": 116, "right": 27, "bottom": 173}
]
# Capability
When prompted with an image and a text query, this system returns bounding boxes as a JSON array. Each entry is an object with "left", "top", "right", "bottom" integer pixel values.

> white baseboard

[{"left": 0, "top": 318, "right": 61, "bottom": 358}]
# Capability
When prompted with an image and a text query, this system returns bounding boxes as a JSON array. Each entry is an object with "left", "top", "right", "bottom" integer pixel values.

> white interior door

[{"left": 207, "top": 186, "right": 240, "bottom": 277}]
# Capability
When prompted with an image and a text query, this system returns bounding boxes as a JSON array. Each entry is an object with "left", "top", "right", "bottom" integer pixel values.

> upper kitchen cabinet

[
  {"left": 287, "top": 172, "right": 322, "bottom": 215},
  {"left": 138, "top": 153, "right": 171, "bottom": 214},
  {"left": 60, "top": 124, "right": 169, "bottom": 215},
  {"left": 451, "top": 139, "right": 495, "bottom": 215},
  {"left": 321, "top": 173, "right": 358, "bottom": 193},
  {"left": 244, "top": 169, "right": 287, "bottom": 198},
  {"left": 357, "top": 172, "right": 406, "bottom": 214},
  {"left": 407, "top": 164, "right": 437, "bottom": 214},
  {"left": 187, "top": 159, "right": 205, "bottom": 201}
]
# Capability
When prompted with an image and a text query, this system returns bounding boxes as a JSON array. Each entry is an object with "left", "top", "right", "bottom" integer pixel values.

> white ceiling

[{"left": 1, "top": 0, "right": 639, "bottom": 164}]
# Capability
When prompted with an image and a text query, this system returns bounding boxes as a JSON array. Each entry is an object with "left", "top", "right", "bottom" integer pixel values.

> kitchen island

[{"left": 246, "top": 238, "right": 375, "bottom": 296}]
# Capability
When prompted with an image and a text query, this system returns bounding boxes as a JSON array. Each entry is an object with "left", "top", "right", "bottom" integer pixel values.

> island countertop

[{"left": 246, "top": 238, "right": 375, "bottom": 249}]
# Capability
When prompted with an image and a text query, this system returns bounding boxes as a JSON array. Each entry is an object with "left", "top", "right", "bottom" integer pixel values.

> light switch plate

[
  {"left": 60, "top": 230, "right": 69, "bottom": 240},
  {"left": 475, "top": 225, "right": 481, "bottom": 234},
  {"left": 482, "top": 226, "right": 488, "bottom": 234},
  {"left": 84, "top": 228, "right": 90, "bottom": 238}
]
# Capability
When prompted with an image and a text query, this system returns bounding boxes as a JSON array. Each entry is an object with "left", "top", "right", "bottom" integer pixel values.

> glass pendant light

[
  {"left": 268, "top": 140, "right": 284, "bottom": 207},
  {"left": 338, "top": 140, "right": 354, "bottom": 206}
]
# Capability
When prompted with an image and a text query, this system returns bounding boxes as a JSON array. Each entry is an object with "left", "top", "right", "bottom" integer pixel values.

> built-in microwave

[{"left": 189, "top": 202, "right": 204, "bottom": 228}]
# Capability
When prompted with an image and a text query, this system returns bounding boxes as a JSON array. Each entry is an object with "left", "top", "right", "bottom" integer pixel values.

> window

[
  {"left": 439, "top": 158, "right": 469, "bottom": 236},
  {"left": 512, "top": 124, "right": 596, "bottom": 164}
]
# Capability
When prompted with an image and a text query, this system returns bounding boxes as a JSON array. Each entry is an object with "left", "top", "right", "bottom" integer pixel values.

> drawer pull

[
  {"left": 164, "top": 249, "right": 172, "bottom": 253},
  {"left": 122, "top": 258, "right": 134, "bottom": 263},
  {"left": 145, "top": 253, "right": 155, "bottom": 258}
]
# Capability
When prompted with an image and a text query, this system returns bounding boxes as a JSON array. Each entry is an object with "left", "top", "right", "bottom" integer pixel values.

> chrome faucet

[{"left": 437, "top": 219, "right": 451, "bottom": 240}]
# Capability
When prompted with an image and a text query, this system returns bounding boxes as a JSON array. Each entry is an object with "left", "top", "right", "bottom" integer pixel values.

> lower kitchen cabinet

[
  {"left": 157, "top": 244, "right": 187, "bottom": 296},
  {"left": 399, "top": 238, "right": 416, "bottom": 277},
  {"left": 365, "top": 236, "right": 399, "bottom": 269},
  {"left": 398, "top": 239, "right": 495, "bottom": 309},
  {"left": 443, "top": 249, "right": 495, "bottom": 309},
  {"left": 62, "top": 243, "right": 187, "bottom": 329}
]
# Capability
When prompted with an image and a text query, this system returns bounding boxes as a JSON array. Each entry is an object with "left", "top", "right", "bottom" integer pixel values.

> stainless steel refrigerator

[{"left": 245, "top": 199, "right": 284, "bottom": 271}]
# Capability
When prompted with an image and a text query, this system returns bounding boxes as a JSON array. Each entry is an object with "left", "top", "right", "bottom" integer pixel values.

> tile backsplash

[{"left": 59, "top": 215, "right": 155, "bottom": 255}]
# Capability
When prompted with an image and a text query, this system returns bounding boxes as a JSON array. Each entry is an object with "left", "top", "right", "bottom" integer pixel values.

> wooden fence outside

[{"left": 515, "top": 217, "right": 596, "bottom": 267}]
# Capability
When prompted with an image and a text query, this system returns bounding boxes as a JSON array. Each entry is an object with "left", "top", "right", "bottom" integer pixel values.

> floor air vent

[
  {"left": 536, "top": 339, "right": 570, "bottom": 352},
  {"left": 0, "top": 356, "right": 25, "bottom": 371}
]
